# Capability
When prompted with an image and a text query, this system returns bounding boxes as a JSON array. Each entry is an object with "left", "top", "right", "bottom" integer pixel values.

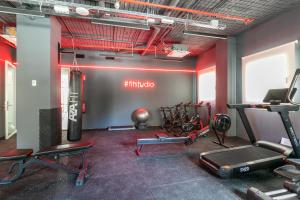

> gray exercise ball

[{"left": 131, "top": 108, "right": 150, "bottom": 129}]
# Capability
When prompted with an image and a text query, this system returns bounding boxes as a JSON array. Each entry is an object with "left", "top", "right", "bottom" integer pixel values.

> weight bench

[{"left": 0, "top": 141, "right": 93, "bottom": 186}]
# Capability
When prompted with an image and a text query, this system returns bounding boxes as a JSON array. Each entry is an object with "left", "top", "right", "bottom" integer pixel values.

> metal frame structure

[
  {"left": 0, "top": 142, "right": 93, "bottom": 186},
  {"left": 0, "top": 0, "right": 229, "bottom": 28},
  {"left": 0, "top": 0, "right": 298, "bottom": 56},
  {"left": 200, "top": 104, "right": 299, "bottom": 178},
  {"left": 136, "top": 127, "right": 210, "bottom": 156}
]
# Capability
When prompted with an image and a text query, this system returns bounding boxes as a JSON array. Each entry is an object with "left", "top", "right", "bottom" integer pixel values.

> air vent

[
  {"left": 76, "top": 54, "right": 85, "bottom": 59},
  {"left": 105, "top": 56, "right": 115, "bottom": 60},
  {"left": 167, "top": 44, "right": 190, "bottom": 58}
]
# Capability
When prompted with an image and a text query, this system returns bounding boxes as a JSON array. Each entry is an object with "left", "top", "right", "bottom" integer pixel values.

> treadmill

[{"left": 200, "top": 91, "right": 300, "bottom": 178}]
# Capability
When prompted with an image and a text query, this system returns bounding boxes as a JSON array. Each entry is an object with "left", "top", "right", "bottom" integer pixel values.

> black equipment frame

[
  {"left": 0, "top": 142, "right": 93, "bottom": 186},
  {"left": 213, "top": 129, "right": 232, "bottom": 148},
  {"left": 136, "top": 126, "right": 210, "bottom": 156},
  {"left": 200, "top": 104, "right": 297, "bottom": 178}
]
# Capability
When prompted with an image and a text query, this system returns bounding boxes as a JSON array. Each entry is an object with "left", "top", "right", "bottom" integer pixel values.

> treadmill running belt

[{"left": 202, "top": 146, "right": 283, "bottom": 167}]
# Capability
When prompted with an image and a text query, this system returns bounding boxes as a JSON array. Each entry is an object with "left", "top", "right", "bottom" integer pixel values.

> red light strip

[
  {"left": 11, "top": 62, "right": 196, "bottom": 73},
  {"left": 60, "top": 64, "right": 196, "bottom": 73}
]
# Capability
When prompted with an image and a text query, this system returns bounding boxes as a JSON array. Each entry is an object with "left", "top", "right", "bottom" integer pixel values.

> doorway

[{"left": 5, "top": 61, "right": 17, "bottom": 139}]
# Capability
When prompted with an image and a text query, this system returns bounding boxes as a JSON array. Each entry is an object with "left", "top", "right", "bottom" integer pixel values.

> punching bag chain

[{"left": 71, "top": 37, "right": 79, "bottom": 71}]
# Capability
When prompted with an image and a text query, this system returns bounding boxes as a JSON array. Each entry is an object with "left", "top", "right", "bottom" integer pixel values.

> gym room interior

[{"left": 1, "top": 0, "right": 300, "bottom": 200}]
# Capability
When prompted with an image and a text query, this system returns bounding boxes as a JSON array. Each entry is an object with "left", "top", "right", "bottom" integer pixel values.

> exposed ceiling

[{"left": 0, "top": 0, "right": 300, "bottom": 58}]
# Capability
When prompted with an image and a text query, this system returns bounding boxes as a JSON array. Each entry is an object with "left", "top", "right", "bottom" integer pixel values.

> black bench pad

[
  {"left": 0, "top": 149, "right": 33, "bottom": 161},
  {"left": 34, "top": 141, "right": 93, "bottom": 157}
]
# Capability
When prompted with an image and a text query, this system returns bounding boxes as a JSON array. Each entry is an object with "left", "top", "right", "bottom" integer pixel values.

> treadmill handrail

[
  {"left": 287, "top": 68, "right": 300, "bottom": 105},
  {"left": 266, "top": 104, "right": 299, "bottom": 112},
  {"left": 228, "top": 103, "right": 298, "bottom": 111},
  {"left": 228, "top": 104, "right": 257, "bottom": 144},
  {"left": 277, "top": 111, "right": 300, "bottom": 158},
  {"left": 256, "top": 141, "right": 293, "bottom": 156},
  {"left": 227, "top": 104, "right": 251, "bottom": 109}
]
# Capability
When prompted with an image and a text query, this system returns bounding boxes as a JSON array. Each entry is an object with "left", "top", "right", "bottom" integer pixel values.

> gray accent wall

[
  {"left": 62, "top": 52, "right": 196, "bottom": 129},
  {"left": 235, "top": 6, "right": 300, "bottom": 142},
  {"left": 16, "top": 16, "right": 61, "bottom": 151},
  {"left": 0, "top": 61, "right": 3, "bottom": 139},
  {"left": 227, "top": 38, "right": 237, "bottom": 137}
]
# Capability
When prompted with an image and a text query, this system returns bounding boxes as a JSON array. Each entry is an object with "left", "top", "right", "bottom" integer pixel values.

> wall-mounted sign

[{"left": 124, "top": 80, "right": 156, "bottom": 89}]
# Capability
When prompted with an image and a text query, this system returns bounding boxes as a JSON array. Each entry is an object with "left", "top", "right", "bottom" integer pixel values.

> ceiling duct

[
  {"left": 1, "top": 1, "right": 237, "bottom": 30},
  {"left": 0, "top": 6, "right": 44, "bottom": 17},
  {"left": 189, "top": 20, "right": 226, "bottom": 30},
  {"left": 183, "top": 30, "right": 227, "bottom": 39},
  {"left": 167, "top": 44, "right": 190, "bottom": 58},
  {"left": 91, "top": 17, "right": 150, "bottom": 30},
  {"left": 141, "top": 27, "right": 160, "bottom": 56},
  {"left": 164, "top": 0, "right": 181, "bottom": 16}
]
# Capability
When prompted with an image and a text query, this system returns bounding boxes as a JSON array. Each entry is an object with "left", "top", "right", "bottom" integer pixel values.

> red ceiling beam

[{"left": 120, "top": 0, "right": 254, "bottom": 24}]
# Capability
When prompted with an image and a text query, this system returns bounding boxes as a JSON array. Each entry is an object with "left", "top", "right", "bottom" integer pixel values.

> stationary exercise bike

[
  {"left": 159, "top": 106, "right": 172, "bottom": 130},
  {"left": 169, "top": 102, "right": 184, "bottom": 134},
  {"left": 181, "top": 102, "right": 210, "bottom": 136}
]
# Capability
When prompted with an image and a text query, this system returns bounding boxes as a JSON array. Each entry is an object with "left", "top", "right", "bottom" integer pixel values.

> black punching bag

[{"left": 67, "top": 70, "right": 83, "bottom": 141}]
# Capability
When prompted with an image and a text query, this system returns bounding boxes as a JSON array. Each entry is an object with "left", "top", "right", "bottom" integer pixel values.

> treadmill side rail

[
  {"left": 227, "top": 104, "right": 252, "bottom": 109},
  {"left": 267, "top": 104, "right": 299, "bottom": 112},
  {"left": 200, "top": 155, "right": 286, "bottom": 178},
  {"left": 256, "top": 141, "right": 293, "bottom": 156},
  {"left": 200, "top": 146, "right": 287, "bottom": 178},
  {"left": 200, "top": 145, "right": 254, "bottom": 157}
]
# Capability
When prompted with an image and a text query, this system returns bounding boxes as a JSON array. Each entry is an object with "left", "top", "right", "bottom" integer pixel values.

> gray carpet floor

[{"left": 0, "top": 129, "right": 285, "bottom": 200}]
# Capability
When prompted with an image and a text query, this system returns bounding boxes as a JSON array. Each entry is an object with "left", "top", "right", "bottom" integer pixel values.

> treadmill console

[{"left": 263, "top": 88, "right": 297, "bottom": 104}]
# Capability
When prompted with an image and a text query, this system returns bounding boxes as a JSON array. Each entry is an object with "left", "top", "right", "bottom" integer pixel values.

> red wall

[
  {"left": 196, "top": 47, "right": 216, "bottom": 71},
  {"left": 196, "top": 41, "right": 228, "bottom": 114},
  {"left": 216, "top": 40, "right": 228, "bottom": 113},
  {"left": 0, "top": 42, "right": 14, "bottom": 63}
]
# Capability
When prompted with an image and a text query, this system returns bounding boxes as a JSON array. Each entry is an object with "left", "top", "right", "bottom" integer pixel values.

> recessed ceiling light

[
  {"left": 53, "top": 5, "right": 69, "bottom": 15},
  {"left": 92, "top": 18, "right": 150, "bottom": 30},
  {"left": 147, "top": 18, "right": 156, "bottom": 24},
  {"left": 183, "top": 30, "right": 227, "bottom": 39},
  {"left": 161, "top": 18, "right": 174, "bottom": 25},
  {"left": 76, "top": 7, "right": 89, "bottom": 16}
]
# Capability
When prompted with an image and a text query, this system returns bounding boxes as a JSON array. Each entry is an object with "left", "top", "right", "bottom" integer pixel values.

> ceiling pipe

[
  {"left": 63, "top": 45, "right": 147, "bottom": 52},
  {"left": 61, "top": 44, "right": 168, "bottom": 54},
  {"left": 62, "top": 33, "right": 146, "bottom": 45},
  {"left": 120, "top": 0, "right": 254, "bottom": 24},
  {"left": 149, "top": 0, "right": 180, "bottom": 53},
  {"left": 3, "top": 0, "right": 237, "bottom": 27},
  {"left": 141, "top": 27, "right": 160, "bottom": 56},
  {"left": 164, "top": 0, "right": 181, "bottom": 16}
]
